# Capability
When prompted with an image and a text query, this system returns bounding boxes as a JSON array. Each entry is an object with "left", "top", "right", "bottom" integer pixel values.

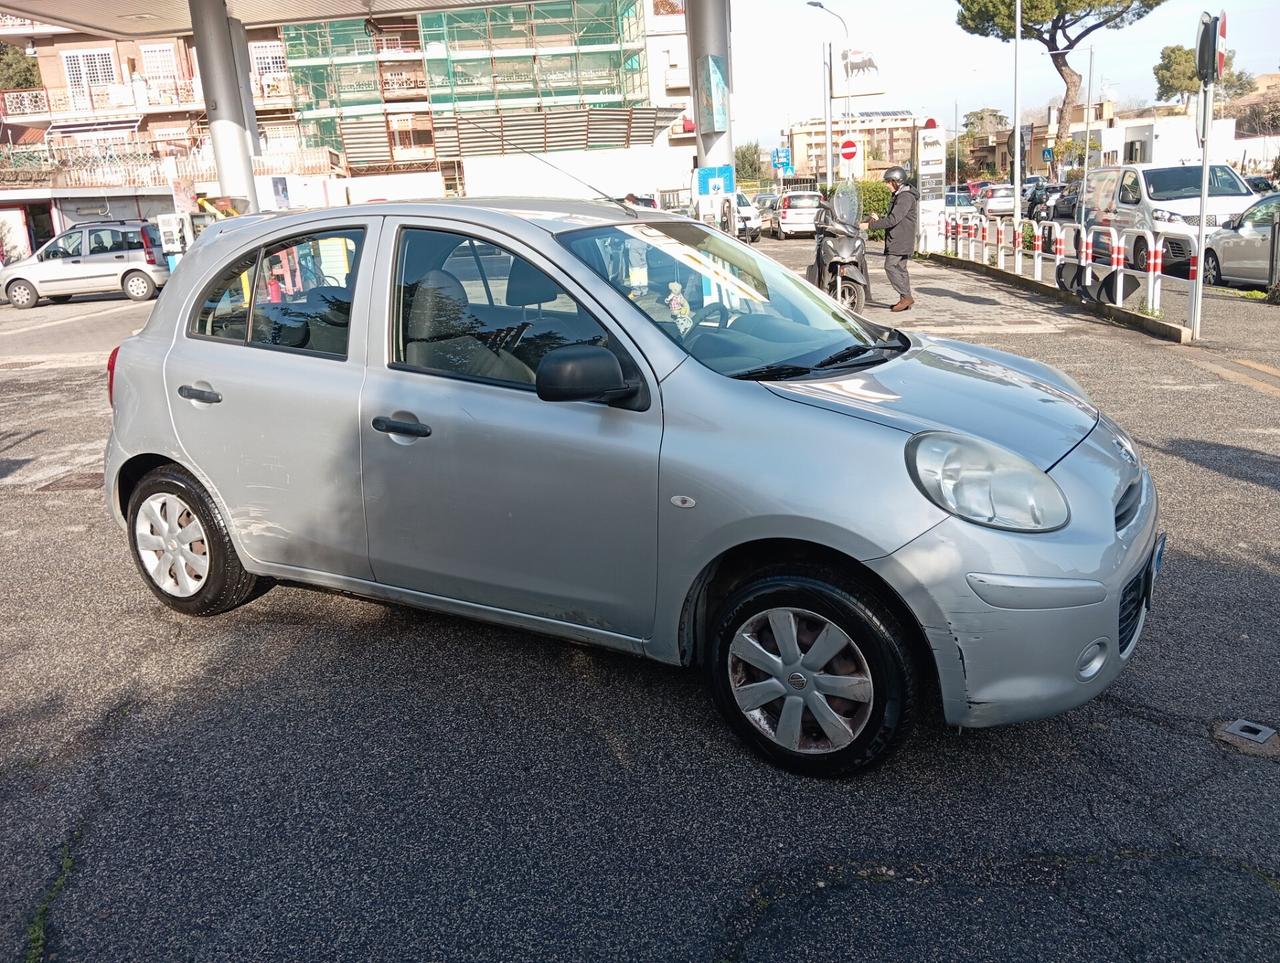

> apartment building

[
  {"left": 0, "top": 3, "right": 694, "bottom": 258},
  {"left": 785, "top": 110, "right": 920, "bottom": 180}
]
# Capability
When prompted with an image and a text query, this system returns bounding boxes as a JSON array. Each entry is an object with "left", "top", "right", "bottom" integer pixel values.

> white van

[{"left": 1083, "top": 163, "right": 1254, "bottom": 270}]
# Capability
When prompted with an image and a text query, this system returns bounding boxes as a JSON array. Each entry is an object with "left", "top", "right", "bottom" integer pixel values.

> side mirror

[
  {"left": 536, "top": 344, "right": 636, "bottom": 405},
  {"left": 1220, "top": 217, "right": 1236, "bottom": 231}
]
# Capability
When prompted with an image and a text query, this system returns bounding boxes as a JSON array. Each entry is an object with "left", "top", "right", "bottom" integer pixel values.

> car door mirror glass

[{"left": 536, "top": 344, "right": 635, "bottom": 404}]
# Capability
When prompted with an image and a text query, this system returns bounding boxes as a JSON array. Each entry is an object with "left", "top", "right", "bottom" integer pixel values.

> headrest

[
  {"left": 505, "top": 257, "right": 559, "bottom": 307},
  {"left": 407, "top": 269, "right": 469, "bottom": 339}
]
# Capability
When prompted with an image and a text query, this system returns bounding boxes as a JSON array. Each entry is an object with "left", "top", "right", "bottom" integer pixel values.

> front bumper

[{"left": 868, "top": 421, "right": 1161, "bottom": 728}]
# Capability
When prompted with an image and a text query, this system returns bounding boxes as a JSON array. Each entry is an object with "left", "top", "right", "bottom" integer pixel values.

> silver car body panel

[{"left": 105, "top": 198, "right": 1160, "bottom": 731}]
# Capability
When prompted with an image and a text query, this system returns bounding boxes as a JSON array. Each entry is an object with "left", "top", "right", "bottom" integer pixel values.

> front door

[
  {"left": 35, "top": 229, "right": 86, "bottom": 294},
  {"left": 1227, "top": 196, "right": 1280, "bottom": 283},
  {"left": 165, "top": 217, "right": 382, "bottom": 579},
  {"left": 359, "top": 219, "right": 662, "bottom": 644}
]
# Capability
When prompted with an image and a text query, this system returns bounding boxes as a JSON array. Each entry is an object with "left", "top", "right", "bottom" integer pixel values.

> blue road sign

[
  {"left": 771, "top": 147, "right": 792, "bottom": 169},
  {"left": 780, "top": 163, "right": 795, "bottom": 178},
  {"left": 696, "top": 164, "right": 736, "bottom": 196},
  {"left": 1042, "top": 147, "right": 1054, "bottom": 163}
]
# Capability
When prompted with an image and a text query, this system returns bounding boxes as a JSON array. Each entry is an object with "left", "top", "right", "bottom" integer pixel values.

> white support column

[
  {"left": 686, "top": 0, "right": 733, "bottom": 169},
  {"left": 189, "top": 0, "right": 260, "bottom": 211}
]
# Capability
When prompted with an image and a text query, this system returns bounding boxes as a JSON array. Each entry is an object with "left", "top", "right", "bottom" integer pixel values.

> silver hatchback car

[
  {"left": 2, "top": 219, "right": 169, "bottom": 308},
  {"left": 105, "top": 199, "right": 1162, "bottom": 776}
]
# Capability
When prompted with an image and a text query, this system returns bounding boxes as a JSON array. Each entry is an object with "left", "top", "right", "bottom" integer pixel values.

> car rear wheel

[
  {"left": 123, "top": 271, "right": 156, "bottom": 301},
  {"left": 127, "top": 464, "right": 260, "bottom": 616},
  {"left": 836, "top": 275, "right": 866, "bottom": 314},
  {"left": 6, "top": 279, "right": 37, "bottom": 309},
  {"left": 706, "top": 566, "right": 917, "bottom": 776}
]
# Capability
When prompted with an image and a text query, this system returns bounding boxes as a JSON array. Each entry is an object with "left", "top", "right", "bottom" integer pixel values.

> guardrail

[{"left": 937, "top": 212, "right": 1201, "bottom": 327}]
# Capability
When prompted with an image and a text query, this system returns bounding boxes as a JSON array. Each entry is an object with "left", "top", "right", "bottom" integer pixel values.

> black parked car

[
  {"left": 1246, "top": 175, "right": 1276, "bottom": 194},
  {"left": 1051, "top": 181, "right": 1082, "bottom": 220}
]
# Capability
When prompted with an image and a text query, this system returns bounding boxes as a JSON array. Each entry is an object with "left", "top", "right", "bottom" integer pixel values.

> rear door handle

[
  {"left": 372, "top": 416, "right": 431, "bottom": 438},
  {"left": 178, "top": 384, "right": 222, "bottom": 404}
]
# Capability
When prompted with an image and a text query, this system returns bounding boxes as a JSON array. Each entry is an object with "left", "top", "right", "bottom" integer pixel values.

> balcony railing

[
  {"left": 352, "top": 36, "right": 422, "bottom": 57},
  {"left": 0, "top": 75, "right": 292, "bottom": 118},
  {"left": 0, "top": 140, "right": 344, "bottom": 190}
]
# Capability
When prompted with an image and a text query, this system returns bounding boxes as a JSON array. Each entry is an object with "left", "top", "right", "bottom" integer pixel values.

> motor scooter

[{"left": 806, "top": 182, "right": 870, "bottom": 313}]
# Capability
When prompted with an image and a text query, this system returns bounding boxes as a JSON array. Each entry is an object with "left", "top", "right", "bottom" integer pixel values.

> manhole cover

[
  {"left": 1214, "top": 718, "right": 1279, "bottom": 759},
  {"left": 37, "top": 471, "right": 104, "bottom": 492}
]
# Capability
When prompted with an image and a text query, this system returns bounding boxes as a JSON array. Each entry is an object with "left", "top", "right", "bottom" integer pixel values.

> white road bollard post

[
  {"left": 1149, "top": 233, "right": 1163, "bottom": 314},
  {"left": 1081, "top": 226, "right": 1095, "bottom": 289},
  {"left": 978, "top": 215, "right": 989, "bottom": 264},
  {"left": 1013, "top": 220, "right": 1024, "bottom": 276},
  {"left": 1109, "top": 228, "right": 1124, "bottom": 307},
  {"left": 996, "top": 218, "right": 1007, "bottom": 271},
  {"left": 1052, "top": 222, "right": 1065, "bottom": 273},
  {"left": 1185, "top": 236, "right": 1200, "bottom": 330},
  {"left": 1125, "top": 228, "right": 1157, "bottom": 314},
  {"left": 1031, "top": 221, "right": 1045, "bottom": 282}
]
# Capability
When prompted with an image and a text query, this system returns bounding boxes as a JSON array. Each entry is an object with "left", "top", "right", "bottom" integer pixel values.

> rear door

[
  {"left": 82, "top": 227, "right": 130, "bottom": 292},
  {"left": 165, "top": 216, "right": 382, "bottom": 579},
  {"left": 358, "top": 216, "right": 663, "bottom": 644}
]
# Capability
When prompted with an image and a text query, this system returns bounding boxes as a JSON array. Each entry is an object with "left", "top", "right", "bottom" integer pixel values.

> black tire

[
  {"left": 126, "top": 464, "right": 260, "bottom": 616},
  {"left": 49, "top": 295, "right": 73, "bottom": 304},
  {"left": 6, "top": 279, "right": 37, "bottom": 309},
  {"left": 1131, "top": 237, "right": 1149, "bottom": 272},
  {"left": 123, "top": 270, "right": 156, "bottom": 301},
  {"left": 706, "top": 565, "right": 918, "bottom": 777},
  {"left": 1204, "top": 250, "right": 1224, "bottom": 287},
  {"left": 836, "top": 275, "right": 866, "bottom": 314}
]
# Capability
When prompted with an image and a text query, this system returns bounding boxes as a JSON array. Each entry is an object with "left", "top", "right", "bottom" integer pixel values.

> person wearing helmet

[{"left": 862, "top": 166, "right": 918, "bottom": 312}]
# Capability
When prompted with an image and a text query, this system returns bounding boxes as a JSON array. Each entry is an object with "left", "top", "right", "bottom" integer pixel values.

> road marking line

[
  {"left": 1232, "top": 358, "right": 1280, "bottom": 381},
  {"left": 0, "top": 302, "right": 143, "bottom": 338},
  {"left": 1188, "top": 359, "right": 1280, "bottom": 400}
]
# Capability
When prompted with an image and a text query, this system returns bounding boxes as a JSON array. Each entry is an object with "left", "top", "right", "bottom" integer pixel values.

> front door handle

[
  {"left": 372, "top": 416, "right": 431, "bottom": 438},
  {"left": 178, "top": 384, "right": 222, "bottom": 404}
]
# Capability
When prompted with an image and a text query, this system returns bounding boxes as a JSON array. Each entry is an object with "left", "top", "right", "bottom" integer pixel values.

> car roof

[{"left": 192, "top": 197, "right": 680, "bottom": 248}]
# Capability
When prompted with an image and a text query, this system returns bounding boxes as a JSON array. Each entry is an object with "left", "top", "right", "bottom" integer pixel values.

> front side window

[
  {"left": 393, "top": 228, "right": 615, "bottom": 387},
  {"left": 188, "top": 228, "right": 364, "bottom": 356},
  {"left": 1242, "top": 197, "right": 1280, "bottom": 227},
  {"left": 44, "top": 232, "right": 83, "bottom": 259},
  {"left": 1119, "top": 171, "right": 1141, "bottom": 205},
  {"left": 562, "top": 221, "right": 886, "bottom": 378}
]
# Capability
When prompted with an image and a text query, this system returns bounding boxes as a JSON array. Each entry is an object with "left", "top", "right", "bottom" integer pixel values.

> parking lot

[{"left": 3, "top": 249, "right": 1279, "bottom": 961}]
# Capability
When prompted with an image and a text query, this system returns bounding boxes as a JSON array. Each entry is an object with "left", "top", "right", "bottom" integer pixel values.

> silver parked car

[
  {"left": 1204, "top": 192, "right": 1280, "bottom": 287},
  {"left": 1, "top": 219, "right": 169, "bottom": 308},
  {"left": 104, "top": 199, "right": 1163, "bottom": 776}
]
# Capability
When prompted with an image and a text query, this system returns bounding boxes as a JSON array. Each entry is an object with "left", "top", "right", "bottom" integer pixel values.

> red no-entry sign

[{"left": 840, "top": 140, "right": 858, "bottom": 160}]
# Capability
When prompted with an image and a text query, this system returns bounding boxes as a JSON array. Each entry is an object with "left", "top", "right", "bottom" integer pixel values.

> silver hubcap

[
  {"left": 127, "top": 276, "right": 148, "bottom": 297},
  {"left": 11, "top": 285, "right": 30, "bottom": 305},
  {"left": 728, "top": 607, "right": 874, "bottom": 754},
  {"left": 134, "top": 493, "right": 209, "bottom": 598}
]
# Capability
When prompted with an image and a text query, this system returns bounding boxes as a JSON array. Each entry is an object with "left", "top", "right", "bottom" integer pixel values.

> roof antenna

[{"left": 451, "top": 112, "right": 636, "bottom": 217}]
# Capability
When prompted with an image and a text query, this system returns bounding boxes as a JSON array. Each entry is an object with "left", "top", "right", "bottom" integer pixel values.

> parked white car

[
  {"left": 977, "top": 185, "right": 1017, "bottom": 218},
  {"left": 736, "top": 191, "right": 762, "bottom": 242},
  {"left": 1084, "top": 163, "right": 1255, "bottom": 270},
  {"left": 771, "top": 191, "right": 823, "bottom": 239}
]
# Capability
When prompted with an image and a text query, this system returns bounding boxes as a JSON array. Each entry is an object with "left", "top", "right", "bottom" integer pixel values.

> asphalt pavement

[{"left": 2, "top": 260, "right": 1278, "bottom": 962}]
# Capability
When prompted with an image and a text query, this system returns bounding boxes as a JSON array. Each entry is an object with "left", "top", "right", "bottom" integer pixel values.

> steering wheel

[{"left": 683, "top": 301, "right": 731, "bottom": 343}]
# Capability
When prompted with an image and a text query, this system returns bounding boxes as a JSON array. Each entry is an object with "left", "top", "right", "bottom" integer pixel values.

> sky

[{"left": 727, "top": 0, "right": 1280, "bottom": 144}]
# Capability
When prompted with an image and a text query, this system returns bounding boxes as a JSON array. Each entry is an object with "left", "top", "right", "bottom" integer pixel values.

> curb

[{"left": 921, "top": 252, "right": 1192, "bottom": 345}]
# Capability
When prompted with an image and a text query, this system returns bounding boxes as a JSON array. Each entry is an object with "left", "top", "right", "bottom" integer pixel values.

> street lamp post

[
  {"left": 807, "top": 2, "right": 849, "bottom": 184},
  {"left": 1012, "top": 0, "right": 1021, "bottom": 237}
]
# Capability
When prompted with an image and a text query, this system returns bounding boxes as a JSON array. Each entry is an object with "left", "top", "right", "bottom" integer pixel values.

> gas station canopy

[{"left": 0, "top": 1, "right": 506, "bottom": 39}]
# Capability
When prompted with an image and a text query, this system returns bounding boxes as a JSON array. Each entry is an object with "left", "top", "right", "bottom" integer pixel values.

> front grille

[
  {"left": 1182, "top": 214, "right": 1216, "bottom": 227},
  {"left": 1115, "top": 481, "right": 1141, "bottom": 531},
  {"left": 1164, "top": 238, "right": 1191, "bottom": 260},
  {"left": 1117, "top": 569, "right": 1145, "bottom": 656}
]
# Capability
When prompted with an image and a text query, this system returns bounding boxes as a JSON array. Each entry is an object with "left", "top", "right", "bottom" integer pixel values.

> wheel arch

[
  {"left": 5, "top": 276, "right": 37, "bottom": 297},
  {"left": 677, "top": 537, "right": 939, "bottom": 699},
  {"left": 114, "top": 452, "right": 181, "bottom": 518}
]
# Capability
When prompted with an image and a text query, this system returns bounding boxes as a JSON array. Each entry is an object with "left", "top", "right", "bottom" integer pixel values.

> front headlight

[
  {"left": 1151, "top": 209, "right": 1184, "bottom": 223},
  {"left": 906, "top": 432, "right": 1070, "bottom": 533}
]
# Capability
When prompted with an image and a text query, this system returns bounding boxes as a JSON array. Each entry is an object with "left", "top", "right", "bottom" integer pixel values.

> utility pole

[
  {"left": 1078, "top": 46, "right": 1094, "bottom": 235},
  {"left": 1012, "top": 0, "right": 1021, "bottom": 235},
  {"left": 823, "top": 43, "right": 833, "bottom": 188}
]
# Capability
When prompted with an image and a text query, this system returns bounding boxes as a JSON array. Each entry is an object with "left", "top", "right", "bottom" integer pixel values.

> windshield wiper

[
  {"left": 813, "top": 330, "right": 909, "bottom": 369},
  {"left": 730, "top": 363, "right": 813, "bottom": 381}
]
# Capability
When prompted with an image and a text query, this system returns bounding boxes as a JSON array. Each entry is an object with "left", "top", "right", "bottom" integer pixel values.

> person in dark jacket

[{"left": 863, "top": 166, "right": 918, "bottom": 312}]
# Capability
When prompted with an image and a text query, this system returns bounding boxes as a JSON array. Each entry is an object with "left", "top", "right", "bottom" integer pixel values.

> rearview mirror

[
  {"left": 1220, "top": 217, "right": 1236, "bottom": 231},
  {"left": 536, "top": 345, "right": 637, "bottom": 405}
]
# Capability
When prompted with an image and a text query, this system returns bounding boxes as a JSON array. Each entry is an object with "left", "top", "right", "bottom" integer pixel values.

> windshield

[
  {"left": 831, "top": 183, "right": 860, "bottom": 225},
  {"left": 1143, "top": 165, "right": 1249, "bottom": 201},
  {"left": 561, "top": 221, "right": 884, "bottom": 378}
]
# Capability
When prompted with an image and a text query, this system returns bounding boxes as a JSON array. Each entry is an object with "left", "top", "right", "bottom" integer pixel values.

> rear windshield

[
  {"left": 1143, "top": 165, "right": 1249, "bottom": 201},
  {"left": 991, "top": 186, "right": 1014, "bottom": 197},
  {"left": 785, "top": 195, "right": 820, "bottom": 209}
]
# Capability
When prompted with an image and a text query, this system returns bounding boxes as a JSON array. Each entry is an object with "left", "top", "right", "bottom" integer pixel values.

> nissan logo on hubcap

[{"left": 787, "top": 672, "right": 807, "bottom": 690}]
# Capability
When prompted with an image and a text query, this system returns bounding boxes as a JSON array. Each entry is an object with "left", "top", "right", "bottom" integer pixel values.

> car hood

[
  {"left": 1155, "top": 194, "right": 1251, "bottom": 217},
  {"left": 765, "top": 334, "right": 1098, "bottom": 469}
]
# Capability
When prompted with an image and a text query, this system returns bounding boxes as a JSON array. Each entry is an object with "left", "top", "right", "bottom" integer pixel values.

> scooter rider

[{"left": 862, "top": 166, "right": 917, "bottom": 312}]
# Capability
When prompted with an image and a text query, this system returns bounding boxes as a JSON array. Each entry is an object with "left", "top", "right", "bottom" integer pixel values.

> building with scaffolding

[{"left": 0, "top": 4, "right": 695, "bottom": 258}]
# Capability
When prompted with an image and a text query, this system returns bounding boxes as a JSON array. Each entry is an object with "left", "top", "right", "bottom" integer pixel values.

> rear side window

[
  {"left": 187, "top": 228, "right": 364, "bottom": 358},
  {"left": 87, "top": 228, "right": 124, "bottom": 255}
]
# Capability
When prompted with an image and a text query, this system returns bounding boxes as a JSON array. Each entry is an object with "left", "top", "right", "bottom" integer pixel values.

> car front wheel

[
  {"left": 127, "top": 464, "right": 260, "bottom": 616},
  {"left": 1204, "top": 250, "right": 1225, "bottom": 287},
  {"left": 706, "top": 566, "right": 918, "bottom": 776},
  {"left": 6, "top": 279, "right": 37, "bottom": 309}
]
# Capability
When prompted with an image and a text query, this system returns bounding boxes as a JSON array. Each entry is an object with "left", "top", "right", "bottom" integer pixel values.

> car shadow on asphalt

[{"left": 1152, "top": 437, "right": 1280, "bottom": 494}]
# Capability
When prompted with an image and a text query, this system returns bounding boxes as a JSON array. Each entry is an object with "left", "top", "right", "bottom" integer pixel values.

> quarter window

[
  {"left": 393, "top": 228, "right": 613, "bottom": 387},
  {"left": 187, "top": 227, "right": 365, "bottom": 356}
]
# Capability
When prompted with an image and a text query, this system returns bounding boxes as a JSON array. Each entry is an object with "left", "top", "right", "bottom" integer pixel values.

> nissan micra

[{"left": 105, "top": 199, "right": 1163, "bottom": 776}]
